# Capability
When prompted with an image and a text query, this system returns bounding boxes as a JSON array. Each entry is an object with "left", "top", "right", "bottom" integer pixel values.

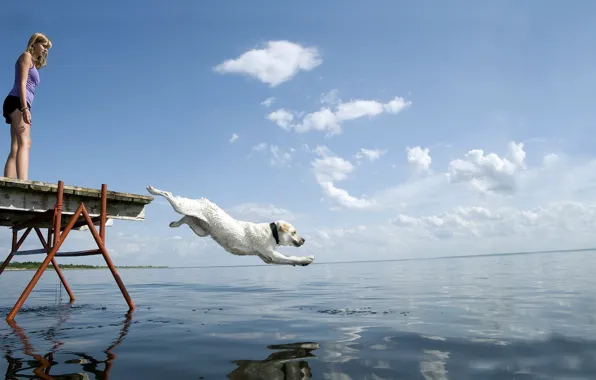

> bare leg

[
  {"left": 261, "top": 250, "right": 315, "bottom": 266},
  {"left": 3, "top": 117, "right": 19, "bottom": 178},
  {"left": 169, "top": 215, "right": 210, "bottom": 237},
  {"left": 4, "top": 109, "right": 29, "bottom": 179}
]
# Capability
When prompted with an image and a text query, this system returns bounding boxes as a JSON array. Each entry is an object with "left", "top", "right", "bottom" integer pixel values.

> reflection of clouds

[
  {"left": 420, "top": 350, "right": 450, "bottom": 380},
  {"left": 321, "top": 326, "right": 366, "bottom": 363},
  {"left": 422, "top": 335, "right": 446, "bottom": 342}
]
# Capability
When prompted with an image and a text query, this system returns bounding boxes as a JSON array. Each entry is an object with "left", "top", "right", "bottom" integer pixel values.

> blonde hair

[{"left": 26, "top": 33, "right": 52, "bottom": 69}]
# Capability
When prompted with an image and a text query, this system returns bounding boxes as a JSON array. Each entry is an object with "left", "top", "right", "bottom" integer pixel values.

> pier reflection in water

[
  {"left": 1, "top": 304, "right": 318, "bottom": 380},
  {"left": 3, "top": 304, "right": 132, "bottom": 380}
]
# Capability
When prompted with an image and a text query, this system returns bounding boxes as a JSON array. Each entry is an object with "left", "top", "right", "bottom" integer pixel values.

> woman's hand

[{"left": 22, "top": 108, "right": 31, "bottom": 125}]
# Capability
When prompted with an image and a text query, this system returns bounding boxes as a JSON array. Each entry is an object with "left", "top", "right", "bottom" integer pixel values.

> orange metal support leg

[
  {"left": 81, "top": 187, "right": 135, "bottom": 311},
  {"left": 34, "top": 227, "right": 75, "bottom": 302},
  {"left": 6, "top": 203, "right": 85, "bottom": 321},
  {"left": 0, "top": 228, "right": 33, "bottom": 275}
]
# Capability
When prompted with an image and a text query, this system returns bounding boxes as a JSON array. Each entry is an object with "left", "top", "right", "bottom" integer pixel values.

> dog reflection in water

[{"left": 227, "top": 342, "right": 319, "bottom": 380}]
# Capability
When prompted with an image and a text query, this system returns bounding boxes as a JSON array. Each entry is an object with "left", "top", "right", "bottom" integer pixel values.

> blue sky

[{"left": 1, "top": 0, "right": 596, "bottom": 267}]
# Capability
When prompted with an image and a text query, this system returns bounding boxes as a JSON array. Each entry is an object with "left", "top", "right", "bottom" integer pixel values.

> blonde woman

[{"left": 2, "top": 33, "right": 52, "bottom": 180}]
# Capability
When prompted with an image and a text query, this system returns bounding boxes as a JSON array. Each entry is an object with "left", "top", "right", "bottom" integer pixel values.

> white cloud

[
  {"left": 311, "top": 146, "right": 376, "bottom": 210},
  {"left": 407, "top": 146, "right": 432, "bottom": 173},
  {"left": 266, "top": 109, "right": 294, "bottom": 130},
  {"left": 267, "top": 92, "right": 411, "bottom": 136},
  {"left": 213, "top": 40, "right": 322, "bottom": 87},
  {"left": 354, "top": 148, "right": 387, "bottom": 162},
  {"left": 446, "top": 141, "right": 526, "bottom": 194},
  {"left": 229, "top": 133, "right": 239, "bottom": 143},
  {"left": 260, "top": 97, "right": 275, "bottom": 107}
]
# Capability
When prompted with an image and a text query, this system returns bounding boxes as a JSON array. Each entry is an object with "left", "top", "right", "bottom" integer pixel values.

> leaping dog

[{"left": 146, "top": 185, "right": 315, "bottom": 266}]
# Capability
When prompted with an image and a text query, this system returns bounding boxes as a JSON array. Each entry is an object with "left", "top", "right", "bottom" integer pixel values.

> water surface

[{"left": 1, "top": 250, "right": 595, "bottom": 379}]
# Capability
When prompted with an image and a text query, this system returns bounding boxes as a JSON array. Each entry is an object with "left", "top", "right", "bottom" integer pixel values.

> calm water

[{"left": 0, "top": 250, "right": 595, "bottom": 379}]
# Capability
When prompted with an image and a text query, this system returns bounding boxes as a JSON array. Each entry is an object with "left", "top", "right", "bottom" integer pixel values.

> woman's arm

[{"left": 17, "top": 52, "right": 32, "bottom": 123}]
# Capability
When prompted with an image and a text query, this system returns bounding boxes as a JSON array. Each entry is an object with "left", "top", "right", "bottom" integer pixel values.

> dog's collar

[{"left": 269, "top": 222, "right": 280, "bottom": 245}]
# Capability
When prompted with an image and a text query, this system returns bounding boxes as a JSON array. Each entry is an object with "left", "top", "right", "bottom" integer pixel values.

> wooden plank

[
  {"left": 0, "top": 178, "right": 153, "bottom": 204},
  {"left": 0, "top": 177, "right": 153, "bottom": 228},
  {"left": 0, "top": 209, "right": 117, "bottom": 229}
]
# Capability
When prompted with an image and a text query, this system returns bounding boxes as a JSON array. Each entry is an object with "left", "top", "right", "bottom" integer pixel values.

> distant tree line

[{"left": 5, "top": 261, "right": 167, "bottom": 270}]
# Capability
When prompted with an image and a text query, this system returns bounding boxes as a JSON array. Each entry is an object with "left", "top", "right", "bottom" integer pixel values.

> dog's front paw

[{"left": 300, "top": 255, "right": 315, "bottom": 266}]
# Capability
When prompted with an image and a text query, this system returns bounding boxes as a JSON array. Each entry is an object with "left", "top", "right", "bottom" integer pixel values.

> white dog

[{"left": 146, "top": 185, "right": 315, "bottom": 266}]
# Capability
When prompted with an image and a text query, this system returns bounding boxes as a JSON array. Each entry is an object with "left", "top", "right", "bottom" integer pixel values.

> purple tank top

[{"left": 8, "top": 58, "right": 40, "bottom": 107}]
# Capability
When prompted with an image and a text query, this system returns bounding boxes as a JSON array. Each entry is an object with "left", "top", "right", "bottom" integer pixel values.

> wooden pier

[{"left": 0, "top": 178, "right": 153, "bottom": 321}]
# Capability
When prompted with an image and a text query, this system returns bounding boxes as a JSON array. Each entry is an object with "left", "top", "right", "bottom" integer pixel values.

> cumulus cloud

[
  {"left": 267, "top": 109, "right": 294, "bottom": 130},
  {"left": 354, "top": 148, "right": 387, "bottom": 162},
  {"left": 213, "top": 40, "right": 322, "bottom": 87},
  {"left": 229, "top": 133, "right": 239, "bottom": 143},
  {"left": 447, "top": 141, "right": 526, "bottom": 194},
  {"left": 311, "top": 146, "right": 376, "bottom": 210},
  {"left": 407, "top": 146, "right": 432, "bottom": 173},
  {"left": 267, "top": 92, "right": 411, "bottom": 136}
]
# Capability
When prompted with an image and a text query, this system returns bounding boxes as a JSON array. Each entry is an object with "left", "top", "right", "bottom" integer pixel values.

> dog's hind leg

[
  {"left": 146, "top": 185, "right": 200, "bottom": 216},
  {"left": 146, "top": 185, "right": 174, "bottom": 199},
  {"left": 169, "top": 215, "right": 210, "bottom": 237}
]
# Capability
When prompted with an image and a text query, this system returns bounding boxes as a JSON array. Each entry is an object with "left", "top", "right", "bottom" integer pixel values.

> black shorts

[{"left": 3, "top": 95, "right": 30, "bottom": 124}]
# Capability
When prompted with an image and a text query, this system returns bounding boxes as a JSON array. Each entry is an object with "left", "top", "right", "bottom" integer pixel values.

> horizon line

[{"left": 165, "top": 247, "right": 596, "bottom": 269}]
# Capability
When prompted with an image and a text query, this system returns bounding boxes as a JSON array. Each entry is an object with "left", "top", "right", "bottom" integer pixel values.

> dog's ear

[{"left": 276, "top": 221, "right": 289, "bottom": 232}]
